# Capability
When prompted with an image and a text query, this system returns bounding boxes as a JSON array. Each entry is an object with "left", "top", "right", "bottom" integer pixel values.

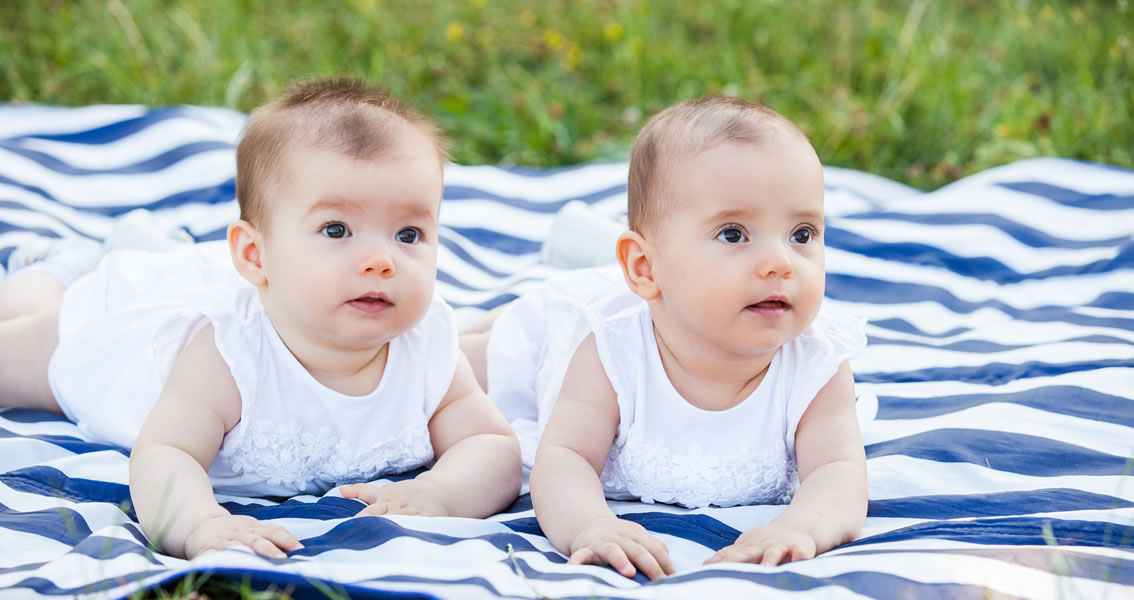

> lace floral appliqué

[
  {"left": 600, "top": 437, "right": 798, "bottom": 508},
  {"left": 224, "top": 419, "right": 433, "bottom": 492}
]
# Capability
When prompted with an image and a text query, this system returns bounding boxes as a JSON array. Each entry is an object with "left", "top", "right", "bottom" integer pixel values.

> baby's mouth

[
  {"left": 348, "top": 293, "right": 392, "bottom": 312},
  {"left": 746, "top": 298, "right": 791, "bottom": 312}
]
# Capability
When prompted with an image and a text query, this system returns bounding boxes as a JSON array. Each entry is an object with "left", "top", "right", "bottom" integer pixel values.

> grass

[
  {"left": 3, "top": 2, "right": 1131, "bottom": 598},
  {"left": 2, "top": 0, "right": 1131, "bottom": 189}
]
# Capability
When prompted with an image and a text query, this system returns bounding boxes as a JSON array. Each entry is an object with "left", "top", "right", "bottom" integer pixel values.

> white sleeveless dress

[
  {"left": 487, "top": 265, "right": 867, "bottom": 508},
  {"left": 48, "top": 241, "right": 458, "bottom": 497}
]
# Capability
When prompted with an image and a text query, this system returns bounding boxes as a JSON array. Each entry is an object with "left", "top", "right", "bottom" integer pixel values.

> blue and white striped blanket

[{"left": 0, "top": 105, "right": 1131, "bottom": 599}]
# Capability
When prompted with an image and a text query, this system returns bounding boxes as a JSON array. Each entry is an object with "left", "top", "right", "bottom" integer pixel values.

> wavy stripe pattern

[{"left": 0, "top": 105, "right": 1131, "bottom": 599}]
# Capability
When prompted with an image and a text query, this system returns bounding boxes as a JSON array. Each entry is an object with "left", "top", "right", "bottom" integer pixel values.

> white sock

[{"left": 540, "top": 201, "right": 624, "bottom": 269}]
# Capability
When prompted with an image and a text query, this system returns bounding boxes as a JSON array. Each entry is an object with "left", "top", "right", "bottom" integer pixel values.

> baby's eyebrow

[
  {"left": 307, "top": 197, "right": 360, "bottom": 216},
  {"left": 703, "top": 207, "right": 825, "bottom": 223},
  {"left": 704, "top": 208, "right": 748, "bottom": 223},
  {"left": 791, "top": 208, "right": 824, "bottom": 222}
]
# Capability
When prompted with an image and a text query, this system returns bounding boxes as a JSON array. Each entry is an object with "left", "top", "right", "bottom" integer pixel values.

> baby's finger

[
  {"left": 704, "top": 546, "right": 737, "bottom": 565},
  {"left": 567, "top": 547, "right": 595, "bottom": 565},
  {"left": 340, "top": 483, "right": 381, "bottom": 504},
  {"left": 705, "top": 544, "right": 758, "bottom": 565},
  {"left": 597, "top": 543, "right": 636, "bottom": 578},
  {"left": 788, "top": 543, "right": 815, "bottom": 563},
  {"left": 358, "top": 502, "right": 390, "bottom": 517},
  {"left": 246, "top": 535, "right": 287, "bottom": 559},
  {"left": 382, "top": 501, "right": 417, "bottom": 516},
  {"left": 641, "top": 536, "right": 676, "bottom": 575},
  {"left": 703, "top": 547, "right": 727, "bottom": 565},
  {"left": 259, "top": 525, "right": 303, "bottom": 552},
  {"left": 567, "top": 547, "right": 597, "bottom": 566},
  {"left": 621, "top": 542, "right": 666, "bottom": 581},
  {"left": 760, "top": 544, "right": 787, "bottom": 566}
]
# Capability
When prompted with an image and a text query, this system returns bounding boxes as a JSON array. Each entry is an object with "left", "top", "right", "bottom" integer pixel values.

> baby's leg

[
  {"left": 0, "top": 272, "right": 64, "bottom": 413},
  {"left": 0, "top": 271, "right": 63, "bottom": 321},
  {"left": 459, "top": 304, "right": 510, "bottom": 392}
]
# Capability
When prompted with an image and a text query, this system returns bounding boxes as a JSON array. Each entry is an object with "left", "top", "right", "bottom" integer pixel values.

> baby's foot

[
  {"left": 539, "top": 200, "right": 624, "bottom": 269},
  {"left": 6, "top": 236, "right": 103, "bottom": 286},
  {"left": 103, "top": 208, "right": 194, "bottom": 254}
]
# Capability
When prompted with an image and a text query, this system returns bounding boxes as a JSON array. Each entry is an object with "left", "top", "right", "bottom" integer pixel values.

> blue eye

[
  {"left": 320, "top": 222, "right": 351, "bottom": 239},
  {"left": 396, "top": 227, "right": 421, "bottom": 244},
  {"left": 791, "top": 227, "right": 815, "bottom": 244},
  {"left": 716, "top": 227, "right": 747, "bottom": 244}
]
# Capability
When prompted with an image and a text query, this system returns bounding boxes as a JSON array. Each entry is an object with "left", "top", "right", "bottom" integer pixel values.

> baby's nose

[
  {"left": 360, "top": 244, "right": 395, "bottom": 277},
  {"left": 755, "top": 243, "right": 793, "bottom": 279}
]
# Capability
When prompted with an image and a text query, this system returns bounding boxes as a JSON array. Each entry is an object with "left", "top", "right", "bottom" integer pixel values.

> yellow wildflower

[
  {"left": 1041, "top": 5, "right": 1054, "bottom": 20},
  {"left": 566, "top": 43, "right": 581, "bottom": 70},
  {"left": 544, "top": 29, "right": 564, "bottom": 50},
  {"left": 604, "top": 22, "right": 624, "bottom": 41},
  {"left": 446, "top": 22, "right": 464, "bottom": 42},
  {"left": 994, "top": 124, "right": 1011, "bottom": 138},
  {"left": 351, "top": 0, "right": 377, "bottom": 13}
]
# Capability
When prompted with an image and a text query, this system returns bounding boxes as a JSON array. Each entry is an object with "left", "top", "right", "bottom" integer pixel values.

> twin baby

[{"left": 0, "top": 78, "right": 867, "bottom": 580}]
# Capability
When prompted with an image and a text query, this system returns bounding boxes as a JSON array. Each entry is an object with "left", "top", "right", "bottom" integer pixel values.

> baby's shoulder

[{"left": 789, "top": 310, "right": 867, "bottom": 358}]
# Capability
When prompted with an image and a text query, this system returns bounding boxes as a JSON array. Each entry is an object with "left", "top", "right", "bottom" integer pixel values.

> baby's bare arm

[
  {"left": 707, "top": 361, "right": 867, "bottom": 566},
  {"left": 531, "top": 335, "right": 675, "bottom": 580},
  {"left": 130, "top": 324, "right": 301, "bottom": 558},
  {"left": 409, "top": 351, "right": 522, "bottom": 518}
]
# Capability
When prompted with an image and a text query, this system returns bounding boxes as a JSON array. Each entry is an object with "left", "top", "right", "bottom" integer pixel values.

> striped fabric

[{"left": 0, "top": 105, "right": 1131, "bottom": 599}]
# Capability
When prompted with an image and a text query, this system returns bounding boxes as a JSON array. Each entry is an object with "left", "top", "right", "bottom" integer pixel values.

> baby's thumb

[
  {"left": 359, "top": 502, "right": 390, "bottom": 517},
  {"left": 341, "top": 483, "right": 381, "bottom": 504}
]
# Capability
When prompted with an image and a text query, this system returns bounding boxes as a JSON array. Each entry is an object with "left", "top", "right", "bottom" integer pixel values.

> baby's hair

[
  {"left": 627, "top": 96, "right": 810, "bottom": 234},
  {"left": 235, "top": 77, "right": 451, "bottom": 229}
]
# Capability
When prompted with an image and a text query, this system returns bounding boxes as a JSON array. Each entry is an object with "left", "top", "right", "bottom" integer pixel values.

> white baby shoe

[
  {"left": 539, "top": 200, "right": 624, "bottom": 269},
  {"left": 103, "top": 208, "right": 194, "bottom": 254},
  {"left": 6, "top": 236, "right": 104, "bottom": 286}
]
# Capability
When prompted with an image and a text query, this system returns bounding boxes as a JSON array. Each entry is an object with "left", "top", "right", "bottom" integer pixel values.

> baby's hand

[
  {"left": 341, "top": 480, "right": 449, "bottom": 517},
  {"left": 184, "top": 514, "right": 303, "bottom": 559},
  {"left": 567, "top": 516, "right": 675, "bottom": 581},
  {"left": 704, "top": 522, "right": 817, "bottom": 566}
]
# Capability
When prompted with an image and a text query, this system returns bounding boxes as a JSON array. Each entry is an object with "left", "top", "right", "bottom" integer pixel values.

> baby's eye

[
  {"left": 791, "top": 227, "right": 815, "bottom": 244},
  {"left": 396, "top": 227, "right": 421, "bottom": 244},
  {"left": 320, "top": 222, "right": 351, "bottom": 239},
  {"left": 715, "top": 227, "right": 747, "bottom": 244}
]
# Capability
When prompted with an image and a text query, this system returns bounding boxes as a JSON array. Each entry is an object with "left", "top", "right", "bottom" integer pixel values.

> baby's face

[
  {"left": 254, "top": 131, "right": 443, "bottom": 353},
  {"left": 647, "top": 134, "right": 826, "bottom": 359}
]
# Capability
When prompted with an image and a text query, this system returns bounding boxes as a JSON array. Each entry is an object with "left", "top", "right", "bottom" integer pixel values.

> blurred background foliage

[{"left": 2, "top": 0, "right": 1131, "bottom": 189}]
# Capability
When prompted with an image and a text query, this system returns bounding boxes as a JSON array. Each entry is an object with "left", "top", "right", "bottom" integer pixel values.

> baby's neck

[
  {"left": 651, "top": 321, "right": 776, "bottom": 411},
  {"left": 276, "top": 327, "right": 391, "bottom": 396}
]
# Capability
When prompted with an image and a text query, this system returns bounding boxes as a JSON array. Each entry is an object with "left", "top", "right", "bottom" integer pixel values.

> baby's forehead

[
  {"left": 656, "top": 139, "right": 824, "bottom": 216},
  {"left": 295, "top": 106, "right": 442, "bottom": 160},
  {"left": 271, "top": 118, "right": 443, "bottom": 180}
]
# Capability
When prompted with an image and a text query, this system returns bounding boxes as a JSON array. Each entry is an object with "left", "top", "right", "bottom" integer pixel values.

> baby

[
  {"left": 467, "top": 96, "right": 868, "bottom": 580},
  {"left": 0, "top": 77, "right": 521, "bottom": 559}
]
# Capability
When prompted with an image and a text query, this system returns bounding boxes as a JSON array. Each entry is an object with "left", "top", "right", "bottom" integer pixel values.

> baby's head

[
  {"left": 229, "top": 77, "right": 450, "bottom": 351},
  {"left": 627, "top": 96, "right": 814, "bottom": 236},
  {"left": 619, "top": 96, "right": 827, "bottom": 357},
  {"left": 235, "top": 77, "right": 450, "bottom": 232}
]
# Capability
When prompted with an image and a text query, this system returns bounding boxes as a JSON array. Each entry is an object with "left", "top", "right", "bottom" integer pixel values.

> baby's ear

[
  {"left": 616, "top": 231, "right": 659, "bottom": 300},
  {"left": 228, "top": 220, "right": 267, "bottom": 287}
]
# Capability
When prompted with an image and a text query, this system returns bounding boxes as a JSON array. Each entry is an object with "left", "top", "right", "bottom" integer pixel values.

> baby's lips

[{"left": 748, "top": 299, "right": 790, "bottom": 309}]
